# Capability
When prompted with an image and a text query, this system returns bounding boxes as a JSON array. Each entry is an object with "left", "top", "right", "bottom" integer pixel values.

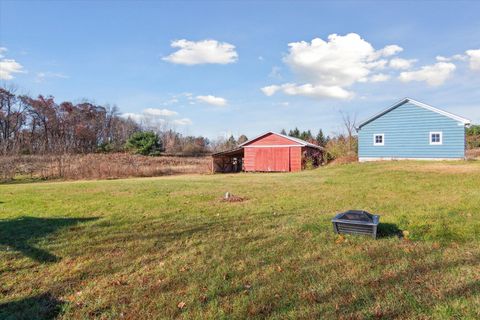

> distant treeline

[{"left": 0, "top": 85, "right": 247, "bottom": 156}]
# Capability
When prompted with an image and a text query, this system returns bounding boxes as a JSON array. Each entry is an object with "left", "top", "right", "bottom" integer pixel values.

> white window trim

[
  {"left": 373, "top": 133, "right": 384, "bottom": 146},
  {"left": 429, "top": 131, "right": 443, "bottom": 145}
]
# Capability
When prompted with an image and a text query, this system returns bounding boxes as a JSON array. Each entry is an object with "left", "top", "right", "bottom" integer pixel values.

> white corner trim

[
  {"left": 373, "top": 133, "right": 384, "bottom": 146},
  {"left": 429, "top": 131, "right": 443, "bottom": 145}
]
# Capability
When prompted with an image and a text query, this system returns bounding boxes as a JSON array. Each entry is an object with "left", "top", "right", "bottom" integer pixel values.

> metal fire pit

[{"left": 332, "top": 210, "right": 380, "bottom": 239}]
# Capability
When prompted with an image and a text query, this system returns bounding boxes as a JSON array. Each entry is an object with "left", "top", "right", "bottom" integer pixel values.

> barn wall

[
  {"left": 244, "top": 146, "right": 303, "bottom": 172},
  {"left": 242, "top": 133, "right": 322, "bottom": 172},
  {"left": 245, "top": 133, "right": 298, "bottom": 146},
  {"left": 244, "top": 147, "right": 256, "bottom": 171},
  {"left": 290, "top": 147, "right": 302, "bottom": 172}
]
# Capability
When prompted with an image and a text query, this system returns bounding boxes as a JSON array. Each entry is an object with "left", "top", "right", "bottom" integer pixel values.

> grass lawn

[{"left": 1, "top": 161, "right": 479, "bottom": 319}]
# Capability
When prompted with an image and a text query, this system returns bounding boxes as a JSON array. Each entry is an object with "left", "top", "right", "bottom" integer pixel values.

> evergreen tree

[
  {"left": 237, "top": 134, "right": 248, "bottom": 144},
  {"left": 300, "top": 130, "right": 313, "bottom": 141},
  {"left": 125, "top": 131, "right": 163, "bottom": 156},
  {"left": 289, "top": 127, "right": 300, "bottom": 138},
  {"left": 316, "top": 129, "right": 327, "bottom": 146},
  {"left": 280, "top": 129, "right": 287, "bottom": 135},
  {"left": 226, "top": 135, "right": 237, "bottom": 149}
]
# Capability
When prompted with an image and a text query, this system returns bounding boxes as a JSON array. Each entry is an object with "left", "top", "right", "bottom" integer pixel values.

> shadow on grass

[
  {"left": 377, "top": 222, "right": 403, "bottom": 238},
  {"left": 0, "top": 216, "right": 97, "bottom": 263},
  {"left": 0, "top": 292, "right": 63, "bottom": 320}
]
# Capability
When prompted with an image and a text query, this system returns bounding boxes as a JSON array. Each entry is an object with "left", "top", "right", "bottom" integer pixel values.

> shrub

[
  {"left": 125, "top": 131, "right": 163, "bottom": 156},
  {"left": 325, "top": 135, "right": 358, "bottom": 164}
]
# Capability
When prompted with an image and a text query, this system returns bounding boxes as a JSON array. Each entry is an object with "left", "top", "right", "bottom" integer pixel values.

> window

[
  {"left": 430, "top": 132, "right": 443, "bottom": 145},
  {"left": 373, "top": 134, "right": 384, "bottom": 146}
]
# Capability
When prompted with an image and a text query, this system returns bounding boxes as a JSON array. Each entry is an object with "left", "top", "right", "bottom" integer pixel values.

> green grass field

[{"left": 1, "top": 161, "right": 479, "bottom": 319}]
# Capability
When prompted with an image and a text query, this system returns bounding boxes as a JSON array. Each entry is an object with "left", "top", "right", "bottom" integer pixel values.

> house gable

[{"left": 357, "top": 98, "right": 470, "bottom": 130}]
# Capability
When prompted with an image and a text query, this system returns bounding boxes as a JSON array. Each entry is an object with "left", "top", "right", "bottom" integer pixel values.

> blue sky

[{"left": 1, "top": 1, "right": 480, "bottom": 139}]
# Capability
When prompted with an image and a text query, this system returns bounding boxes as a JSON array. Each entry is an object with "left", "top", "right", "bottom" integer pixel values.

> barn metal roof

[{"left": 356, "top": 97, "right": 471, "bottom": 130}]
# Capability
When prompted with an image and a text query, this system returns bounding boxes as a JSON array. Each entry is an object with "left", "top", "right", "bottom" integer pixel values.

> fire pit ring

[{"left": 332, "top": 210, "right": 380, "bottom": 239}]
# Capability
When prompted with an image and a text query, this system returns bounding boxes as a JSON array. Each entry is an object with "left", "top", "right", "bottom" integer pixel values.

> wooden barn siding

[
  {"left": 290, "top": 147, "right": 302, "bottom": 172},
  {"left": 244, "top": 132, "right": 297, "bottom": 146},
  {"left": 244, "top": 147, "right": 258, "bottom": 171},
  {"left": 359, "top": 102, "right": 466, "bottom": 159},
  {"left": 244, "top": 146, "right": 303, "bottom": 172}
]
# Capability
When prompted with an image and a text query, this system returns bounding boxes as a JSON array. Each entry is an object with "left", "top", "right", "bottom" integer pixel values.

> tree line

[{"left": 0, "top": 85, "right": 247, "bottom": 156}]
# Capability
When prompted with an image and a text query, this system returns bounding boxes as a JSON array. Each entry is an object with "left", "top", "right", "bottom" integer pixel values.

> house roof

[
  {"left": 239, "top": 131, "right": 323, "bottom": 149},
  {"left": 356, "top": 98, "right": 471, "bottom": 130}
]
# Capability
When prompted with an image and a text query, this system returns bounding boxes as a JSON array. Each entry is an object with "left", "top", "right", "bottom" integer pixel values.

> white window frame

[
  {"left": 429, "top": 131, "right": 443, "bottom": 145},
  {"left": 373, "top": 133, "right": 384, "bottom": 146}
]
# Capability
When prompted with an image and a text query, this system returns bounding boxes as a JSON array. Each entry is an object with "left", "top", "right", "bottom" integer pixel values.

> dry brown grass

[
  {"left": 327, "top": 154, "right": 358, "bottom": 165},
  {"left": 0, "top": 153, "right": 211, "bottom": 182},
  {"left": 466, "top": 148, "right": 480, "bottom": 160},
  {"left": 381, "top": 160, "right": 480, "bottom": 174}
]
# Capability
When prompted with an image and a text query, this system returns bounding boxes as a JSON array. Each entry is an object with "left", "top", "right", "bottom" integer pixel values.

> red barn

[{"left": 212, "top": 131, "right": 323, "bottom": 173}]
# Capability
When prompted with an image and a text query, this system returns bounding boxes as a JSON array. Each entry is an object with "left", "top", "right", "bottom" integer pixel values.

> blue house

[{"left": 356, "top": 98, "right": 471, "bottom": 161}]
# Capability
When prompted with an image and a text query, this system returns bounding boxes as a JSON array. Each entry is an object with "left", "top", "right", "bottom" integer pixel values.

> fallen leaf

[
  {"left": 335, "top": 235, "right": 345, "bottom": 244},
  {"left": 177, "top": 301, "right": 186, "bottom": 309}
]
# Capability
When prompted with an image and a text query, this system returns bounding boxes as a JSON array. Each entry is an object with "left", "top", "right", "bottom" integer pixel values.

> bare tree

[
  {"left": 340, "top": 111, "right": 357, "bottom": 152},
  {"left": 0, "top": 85, "right": 27, "bottom": 155}
]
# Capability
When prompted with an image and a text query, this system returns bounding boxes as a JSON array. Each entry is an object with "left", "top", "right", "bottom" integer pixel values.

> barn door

[{"left": 254, "top": 147, "right": 290, "bottom": 172}]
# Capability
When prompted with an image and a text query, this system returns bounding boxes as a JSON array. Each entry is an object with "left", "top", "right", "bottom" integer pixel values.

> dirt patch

[{"left": 221, "top": 193, "right": 247, "bottom": 203}]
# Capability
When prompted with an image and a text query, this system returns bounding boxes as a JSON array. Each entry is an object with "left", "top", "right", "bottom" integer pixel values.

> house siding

[{"left": 358, "top": 102, "right": 466, "bottom": 159}]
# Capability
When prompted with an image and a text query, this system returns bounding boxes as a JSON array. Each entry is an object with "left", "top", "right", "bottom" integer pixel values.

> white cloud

[
  {"left": 173, "top": 118, "right": 193, "bottom": 125},
  {"left": 196, "top": 95, "right": 227, "bottom": 107},
  {"left": 261, "top": 85, "right": 280, "bottom": 96},
  {"left": 283, "top": 33, "right": 402, "bottom": 87},
  {"left": 143, "top": 108, "right": 178, "bottom": 117},
  {"left": 389, "top": 58, "right": 417, "bottom": 70},
  {"left": 399, "top": 62, "right": 456, "bottom": 86},
  {"left": 369, "top": 73, "right": 390, "bottom": 82},
  {"left": 0, "top": 47, "right": 26, "bottom": 80},
  {"left": 261, "top": 83, "right": 353, "bottom": 100},
  {"left": 269, "top": 66, "right": 282, "bottom": 79},
  {"left": 436, "top": 54, "right": 467, "bottom": 62},
  {"left": 163, "top": 39, "right": 238, "bottom": 65},
  {"left": 374, "top": 44, "right": 403, "bottom": 58},
  {"left": 35, "top": 72, "right": 68, "bottom": 83},
  {"left": 122, "top": 112, "right": 149, "bottom": 123},
  {"left": 122, "top": 107, "right": 190, "bottom": 126},
  {"left": 466, "top": 49, "right": 480, "bottom": 71},
  {"left": 0, "top": 59, "right": 24, "bottom": 80},
  {"left": 263, "top": 33, "right": 403, "bottom": 100}
]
